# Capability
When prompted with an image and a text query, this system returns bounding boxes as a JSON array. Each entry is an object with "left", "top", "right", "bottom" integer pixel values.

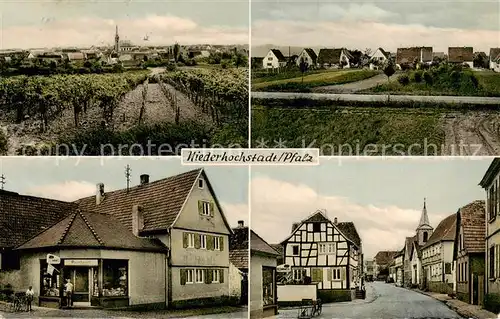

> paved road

[
  {"left": 312, "top": 73, "right": 397, "bottom": 93},
  {"left": 252, "top": 91, "right": 500, "bottom": 105},
  {"left": 276, "top": 282, "right": 461, "bottom": 319}
]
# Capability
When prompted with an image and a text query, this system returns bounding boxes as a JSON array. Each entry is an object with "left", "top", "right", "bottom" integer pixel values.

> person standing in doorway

[
  {"left": 64, "top": 279, "right": 73, "bottom": 308},
  {"left": 25, "top": 286, "right": 34, "bottom": 312}
]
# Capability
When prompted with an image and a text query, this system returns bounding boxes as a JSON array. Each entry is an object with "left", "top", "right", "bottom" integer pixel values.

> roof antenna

[{"left": 125, "top": 164, "right": 131, "bottom": 193}]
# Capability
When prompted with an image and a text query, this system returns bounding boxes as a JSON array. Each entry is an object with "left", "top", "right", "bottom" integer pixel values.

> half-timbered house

[{"left": 280, "top": 211, "right": 362, "bottom": 297}]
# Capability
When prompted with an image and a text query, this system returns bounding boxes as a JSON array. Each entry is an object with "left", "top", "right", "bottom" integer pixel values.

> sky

[
  {"left": 251, "top": 0, "right": 500, "bottom": 53},
  {"left": 0, "top": 0, "right": 249, "bottom": 49},
  {"left": 0, "top": 157, "right": 249, "bottom": 228},
  {"left": 250, "top": 157, "right": 492, "bottom": 260}
]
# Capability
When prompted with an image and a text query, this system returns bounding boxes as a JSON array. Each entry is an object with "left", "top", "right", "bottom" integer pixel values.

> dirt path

[
  {"left": 442, "top": 112, "right": 500, "bottom": 155},
  {"left": 312, "top": 73, "right": 397, "bottom": 93}
]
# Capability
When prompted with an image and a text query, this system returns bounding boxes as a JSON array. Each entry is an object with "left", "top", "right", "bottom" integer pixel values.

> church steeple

[
  {"left": 416, "top": 197, "right": 433, "bottom": 245},
  {"left": 114, "top": 25, "right": 120, "bottom": 53}
]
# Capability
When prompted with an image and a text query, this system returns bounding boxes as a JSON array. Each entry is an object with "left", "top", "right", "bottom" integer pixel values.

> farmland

[
  {"left": 251, "top": 69, "right": 379, "bottom": 92},
  {"left": 252, "top": 100, "right": 500, "bottom": 156},
  {"left": 0, "top": 67, "right": 248, "bottom": 155}
]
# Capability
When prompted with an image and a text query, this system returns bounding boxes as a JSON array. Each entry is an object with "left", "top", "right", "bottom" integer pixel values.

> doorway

[{"left": 65, "top": 267, "right": 92, "bottom": 307}]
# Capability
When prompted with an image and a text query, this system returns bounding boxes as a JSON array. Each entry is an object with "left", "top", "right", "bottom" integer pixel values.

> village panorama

[
  {"left": 251, "top": 44, "right": 500, "bottom": 156},
  {"left": 0, "top": 26, "right": 249, "bottom": 156}
]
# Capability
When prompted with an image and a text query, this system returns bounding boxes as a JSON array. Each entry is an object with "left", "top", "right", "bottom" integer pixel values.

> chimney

[
  {"left": 96, "top": 183, "right": 104, "bottom": 205},
  {"left": 334, "top": 217, "right": 338, "bottom": 225},
  {"left": 140, "top": 174, "right": 149, "bottom": 185},
  {"left": 238, "top": 220, "right": 244, "bottom": 228},
  {"left": 132, "top": 205, "right": 144, "bottom": 236}
]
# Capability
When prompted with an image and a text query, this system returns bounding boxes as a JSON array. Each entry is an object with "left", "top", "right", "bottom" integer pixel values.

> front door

[
  {"left": 472, "top": 273, "right": 479, "bottom": 305},
  {"left": 67, "top": 267, "right": 91, "bottom": 305}
]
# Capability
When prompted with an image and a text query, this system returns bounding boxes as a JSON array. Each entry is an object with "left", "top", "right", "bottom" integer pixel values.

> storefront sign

[
  {"left": 46, "top": 254, "right": 60, "bottom": 265},
  {"left": 64, "top": 259, "right": 98, "bottom": 266}
]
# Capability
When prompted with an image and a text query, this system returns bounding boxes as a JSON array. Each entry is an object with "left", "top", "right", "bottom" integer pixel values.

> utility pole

[{"left": 125, "top": 165, "right": 131, "bottom": 193}]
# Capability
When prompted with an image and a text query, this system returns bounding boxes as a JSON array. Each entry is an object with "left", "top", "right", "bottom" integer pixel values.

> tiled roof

[
  {"left": 251, "top": 230, "right": 279, "bottom": 256},
  {"left": 17, "top": 210, "right": 166, "bottom": 252},
  {"left": 271, "top": 244, "right": 284, "bottom": 256},
  {"left": 0, "top": 190, "right": 77, "bottom": 248},
  {"left": 270, "top": 49, "right": 286, "bottom": 62},
  {"left": 318, "top": 48, "right": 349, "bottom": 65},
  {"left": 304, "top": 48, "right": 318, "bottom": 62},
  {"left": 303, "top": 211, "right": 329, "bottom": 223},
  {"left": 448, "top": 47, "right": 473, "bottom": 63},
  {"left": 229, "top": 249, "right": 248, "bottom": 269},
  {"left": 76, "top": 168, "right": 202, "bottom": 233},
  {"left": 458, "top": 200, "right": 486, "bottom": 254},
  {"left": 423, "top": 213, "right": 457, "bottom": 248},
  {"left": 374, "top": 251, "right": 398, "bottom": 265},
  {"left": 336, "top": 222, "right": 362, "bottom": 247},
  {"left": 490, "top": 48, "right": 500, "bottom": 62},
  {"left": 396, "top": 47, "right": 433, "bottom": 64}
]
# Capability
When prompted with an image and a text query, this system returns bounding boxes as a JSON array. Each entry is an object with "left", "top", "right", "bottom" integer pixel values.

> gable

[{"left": 172, "top": 170, "right": 232, "bottom": 235}]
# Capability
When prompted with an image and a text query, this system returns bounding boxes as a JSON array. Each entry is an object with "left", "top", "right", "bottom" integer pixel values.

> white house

[
  {"left": 490, "top": 48, "right": 500, "bottom": 72},
  {"left": 317, "top": 48, "right": 353, "bottom": 69},
  {"left": 296, "top": 48, "right": 317, "bottom": 68},
  {"left": 421, "top": 213, "right": 457, "bottom": 294},
  {"left": 262, "top": 49, "right": 287, "bottom": 69},
  {"left": 370, "top": 47, "right": 390, "bottom": 69},
  {"left": 281, "top": 210, "right": 363, "bottom": 301},
  {"left": 410, "top": 241, "right": 422, "bottom": 286}
]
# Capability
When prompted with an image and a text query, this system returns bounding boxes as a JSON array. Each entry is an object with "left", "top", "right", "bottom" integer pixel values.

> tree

[
  {"left": 349, "top": 50, "right": 363, "bottom": 67},
  {"left": 233, "top": 52, "right": 246, "bottom": 69},
  {"left": 299, "top": 57, "right": 309, "bottom": 83},
  {"left": 383, "top": 59, "right": 396, "bottom": 82},
  {"left": 173, "top": 43, "right": 180, "bottom": 63}
]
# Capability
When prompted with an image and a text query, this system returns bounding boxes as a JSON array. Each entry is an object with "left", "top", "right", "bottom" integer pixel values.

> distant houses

[
  {"left": 396, "top": 47, "right": 433, "bottom": 69},
  {"left": 448, "top": 47, "right": 474, "bottom": 67},
  {"left": 296, "top": 48, "right": 317, "bottom": 68},
  {"left": 317, "top": 48, "right": 353, "bottom": 69},
  {"left": 262, "top": 49, "right": 287, "bottom": 69},
  {"left": 489, "top": 48, "right": 500, "bottom": 72}
]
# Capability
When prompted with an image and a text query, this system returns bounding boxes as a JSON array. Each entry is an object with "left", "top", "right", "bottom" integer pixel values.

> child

[
  {"left": 25, "top": 286, "right": 34, "bottom": 312},
  {"left": 64, "top": 279, "right": 73, "bottom": 308}
]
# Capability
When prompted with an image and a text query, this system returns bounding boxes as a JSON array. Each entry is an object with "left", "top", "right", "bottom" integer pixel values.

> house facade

[
  {"left": 373, "top": 251, "right": 398, "bottom": 280},
  {"left": 490, "top": 48, "right": 500, "bottom": 72},
  {"left": 250, "top": 230, "right": 279, "bottom": 319},
  {"left": 394, "top": 250, "right": 404, "bottom": 286},
  {"left": 317, "top": 48, "right": 353, "bottom": 69},
  {"left": 479, "top": 158, "right": 500, "bottom": 300},
  {"left": 453, "top": 200, "right": 486, "bottom": 305},
  {"left": 281, "top": 211, "right": 363, "bottom": 301},
  {"left": 0, "top": 168, "right": 234, "bottom": 310},
  {"left": 262, "top": 49, "right": 287, "bottom": 69},
  {"left": 421, "top": 214, "right": 456, "bottom": 294},
  {"left": 410, "top": 241, "right": 423, "bottom": 287},
  {"left": 396, "top": 47, "right": 433, "bottom": 68},
  {"left": 296, "top": 48, "right": 317, "bottom": 69}
]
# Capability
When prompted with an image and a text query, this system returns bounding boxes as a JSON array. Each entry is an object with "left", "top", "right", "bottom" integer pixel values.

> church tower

[
  {"left": 114, "top": 25, "right": 120, "bottom": 53},
  {"left": 416, "top": 198, "right": 433, "bottom": 246}
]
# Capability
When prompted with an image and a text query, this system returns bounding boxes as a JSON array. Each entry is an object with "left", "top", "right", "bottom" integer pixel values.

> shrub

[
  {"left": 423, "top": 71, "right": 433, "bottom": 85},
  {"left": 398, "top": 74, "right": 410, "bottom": 85},
  {"left": 166, "top": 63, "right": 176, "bottom": 72},
  {"left": 412, "top": 70, "right": 423, "bottom": 83},
  {"left": 221, "top": 61, "right": 228, "bottom": 69},
  {"left": 450, "top": 70, "right": 460, "bottom": 83},
  {"left": 484, "top": 293, "right": 500, "bottom": 313}
]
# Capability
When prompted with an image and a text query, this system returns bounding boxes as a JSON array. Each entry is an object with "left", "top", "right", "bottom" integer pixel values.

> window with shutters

[
  {"left": 212, "top": 269, "right": 220, "bottom": 283},
  {"left": 293, "top": 268, "right": 304, "bottom": 281},
  {"left": 186, "top": 269, "right": 194, "bottom": 284},
  {"left": 200, "top": 234, "right": 207, "bottom": 249},
  {"left": 195, "top": 269, "right": 204, "bottom": 283},
  {"left": 331, "top": 268, "right": 342, "bottom": 280},
  {"left": 214, "top": 237, "right": 221, "bottom": 250},
  {"left": 201, "top": 201, "right": 210, "bottom": 216},
  {"left": 187, "top": 233, "right": 195, "bottom": 248}
]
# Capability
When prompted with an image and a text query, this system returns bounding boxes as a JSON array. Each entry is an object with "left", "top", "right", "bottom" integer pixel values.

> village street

[
  {"left": 275, "top": 282, "right": 461, "bottom": 319},
  {"left": 251, "top": 91, "right": 500, "bottom": 105},
  {"left": 0, "top": 305, "right": 248, "bottom": 318}
]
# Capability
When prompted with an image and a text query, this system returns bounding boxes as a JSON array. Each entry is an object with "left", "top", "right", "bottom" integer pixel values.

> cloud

[
  {"left": 252, "top": 19, "right": 499, "bottom": 53},
  {"left": 251, "top": 175, "right": 450, "bottom": 260},
  {"left": 26, "top": 180, "right": 95, "bottom": 202},
  {"left": 1, "top": 15, "right": 248, "bottom": 49},
  {"left": 221, "top": 201, "right": 249, "bottom": 228}
]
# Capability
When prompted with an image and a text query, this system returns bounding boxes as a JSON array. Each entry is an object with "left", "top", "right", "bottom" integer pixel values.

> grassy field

[
  {"left": 365, "top": 69, "right": 500, "bottom": 97},
  {"left": 251, "top": 69, "right": 379, "bottom": 92},
  {"left": 252, "top": 105, "right": 445, "bottom": 155}
]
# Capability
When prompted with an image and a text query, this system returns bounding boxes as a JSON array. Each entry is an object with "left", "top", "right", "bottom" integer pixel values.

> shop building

[{"left": 0, "top": 168, "right": 234, "bottom": 309}]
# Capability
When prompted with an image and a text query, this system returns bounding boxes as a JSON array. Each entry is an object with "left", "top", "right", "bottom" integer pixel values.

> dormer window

[{"left": 198, "top": 179, "right": 204, "bottom": 189}]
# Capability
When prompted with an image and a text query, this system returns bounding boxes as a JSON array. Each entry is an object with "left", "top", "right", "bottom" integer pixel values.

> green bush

[
  {"left": 484, "top": 293, "right": 500, "bottom": 313},
  {"left": 398, "top": 74, "right": 410, "bottom": 85},
  {"left": 412, "top": 70, "right": 423, "bottom": 83},
  {"left": 423, "top": 71, "right": 433, "bottom": 85}
]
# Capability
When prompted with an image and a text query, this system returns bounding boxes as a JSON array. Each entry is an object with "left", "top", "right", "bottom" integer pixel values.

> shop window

[
  {"left": 262, "top": 266, "right": 276, "bottom": 306},
  {"left": 103, "top": 260, "right": 128, "bottom": 297},
  {"left": 40, "top": 260, "right": 60, "bottom": 297}
]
